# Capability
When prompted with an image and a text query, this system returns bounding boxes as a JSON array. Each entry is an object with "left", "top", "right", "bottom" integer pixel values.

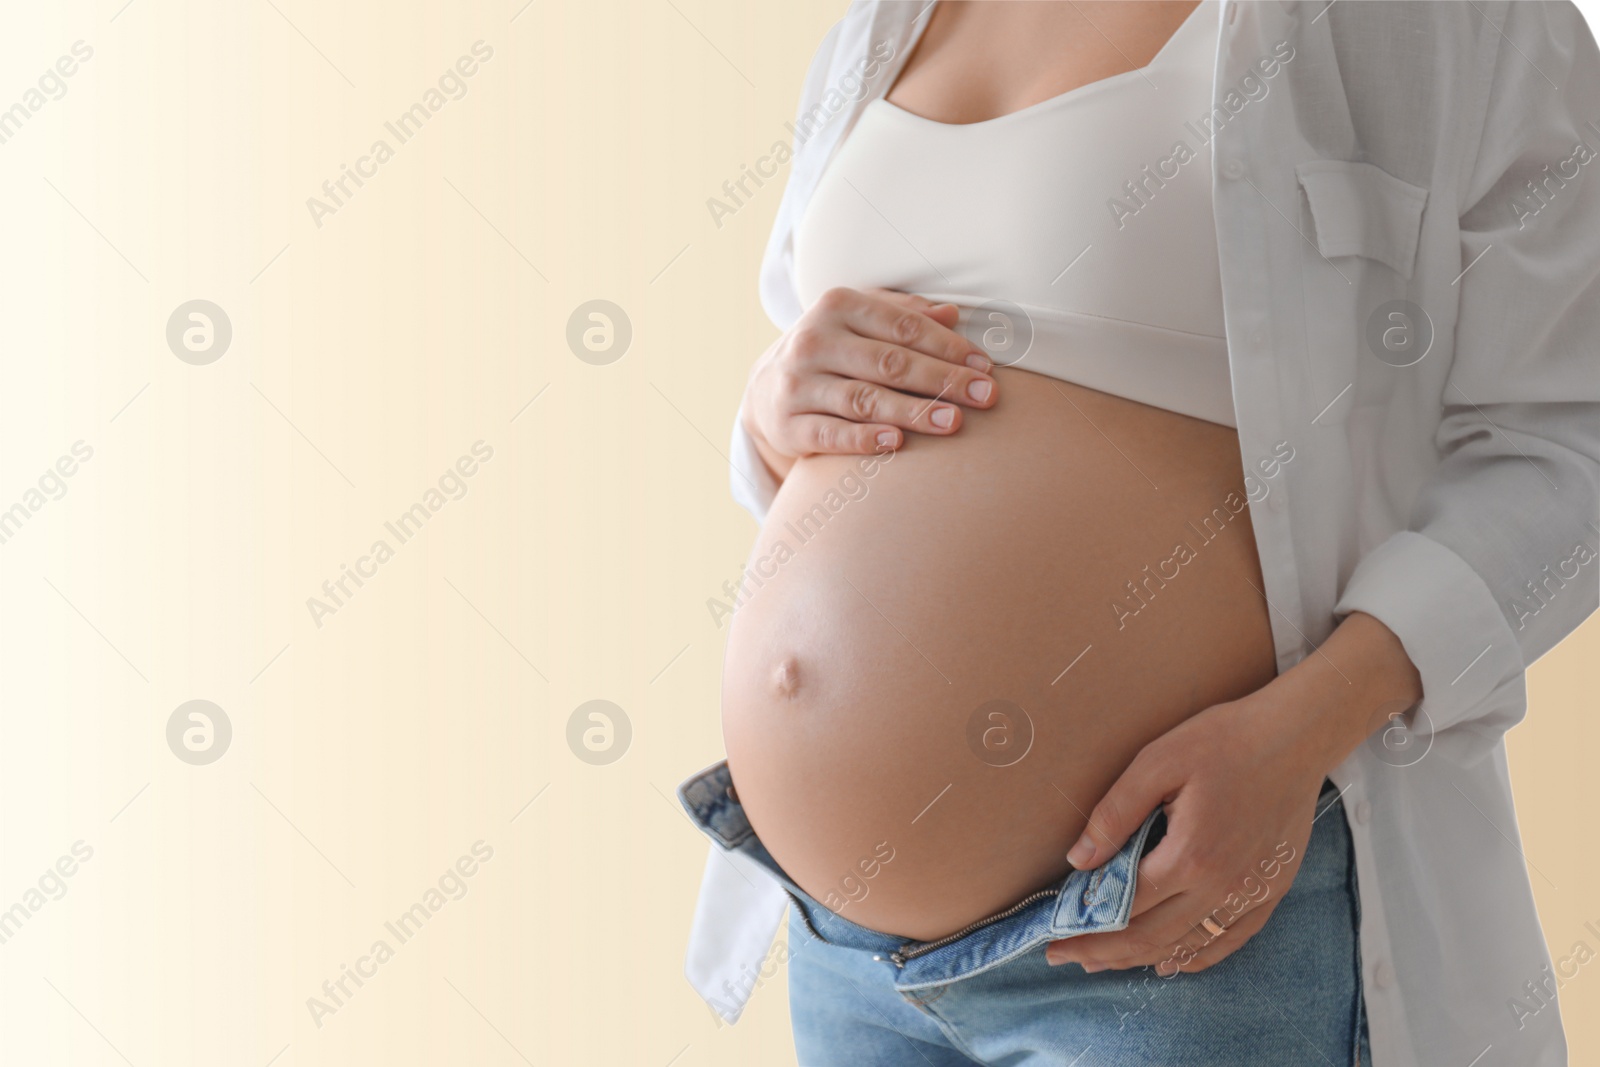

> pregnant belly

[{"left": 720, "top": 367, "right": 1280, "bottom": 941}]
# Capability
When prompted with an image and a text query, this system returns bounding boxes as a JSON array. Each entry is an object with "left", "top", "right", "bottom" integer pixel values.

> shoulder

[{"left": 796, "top": 2, "right": 915, "bottom": 99}]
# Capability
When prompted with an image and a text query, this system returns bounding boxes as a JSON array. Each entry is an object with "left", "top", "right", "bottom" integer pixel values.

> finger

[
  {"left": 867, "top": 288, "right": 941, "bottom": 309},
  {"left": 784, "top": 321, "right": 992, "bottom": 409},
  {"left": 1047, "top": 892, "right": 1201, "bottom": 969},
  {"left": 1088, "top": 824, "right": 1307, "bottom": 967},
  {"left": 870, "top": 289, "right": 962, "bottom": 329},
  {"left": 1098, "top": 891, "right": 1282, "bottom": 975},
  {"left": 807, "top": 375, "right": 969, "bottom": 435},
  {"left": 1155, "top": 897, "right": 1277, "bottom": 976},
  {"left": 814, "top": 287, "right": 990, "bottom": 371},
  {"left": 1124, "top": 831, "right": 1189, "bottom": 920},
  {"left": 1066, "top": 747, "right": 1184, "bottom": 871},
  {"left": 1059, "top": 885, "right": 1264, "bottom": 971},
  {"left": 815, "top": 334, "right": 996, "bottom": 409},
  {"left": 784, "top": 413, "right": 901, "bottom": 456}
]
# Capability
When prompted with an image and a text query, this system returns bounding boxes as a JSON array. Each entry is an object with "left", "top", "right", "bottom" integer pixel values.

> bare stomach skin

[{"left": 720, "top": 366, "right": 1280, "bottom": 942}]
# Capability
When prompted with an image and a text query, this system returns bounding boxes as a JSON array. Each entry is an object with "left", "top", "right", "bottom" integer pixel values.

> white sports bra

[{"left": 792, "top": 0, "right": 1236, "bottom": 427}]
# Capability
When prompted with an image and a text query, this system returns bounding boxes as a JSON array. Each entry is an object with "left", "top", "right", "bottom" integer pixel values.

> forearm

[{"left": 1261, "top": 610, "right": 1424, "bottom": 780}]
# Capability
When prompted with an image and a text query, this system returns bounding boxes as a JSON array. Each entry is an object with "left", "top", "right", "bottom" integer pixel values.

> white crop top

[{"left": 792, "top": 0, "right": 1236, "bottom": 427}]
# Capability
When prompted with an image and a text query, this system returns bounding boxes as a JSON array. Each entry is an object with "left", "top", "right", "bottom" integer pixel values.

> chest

[{"left": 886, "top": 1, "right": 1209, "bottom": 126}]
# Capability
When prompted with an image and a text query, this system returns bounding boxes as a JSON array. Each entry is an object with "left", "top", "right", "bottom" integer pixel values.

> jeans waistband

[{"left": 677, "top": 759, "right": 1178, "bottom": 992}]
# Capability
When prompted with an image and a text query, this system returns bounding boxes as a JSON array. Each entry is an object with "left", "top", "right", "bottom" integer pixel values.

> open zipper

[{"left": 885, "top": 886, "right": 1062, "bottom": 968}]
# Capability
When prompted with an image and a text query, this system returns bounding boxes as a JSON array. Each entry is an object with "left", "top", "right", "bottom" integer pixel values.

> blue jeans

[{"left": 679, "top": 764, "right": 1371, "bottom": 1066}]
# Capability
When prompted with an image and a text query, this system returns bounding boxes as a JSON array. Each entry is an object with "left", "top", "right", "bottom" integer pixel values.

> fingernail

[
  {"left": 967, "top": 379, "right": 992, "bottom": 402},
  {"left": 876, "top": 431, "right": 897, "bottom": 448},
  {"left": 1067, "top": 836, "right": 1095, "bottom": 867},
  {"left": 930, "top": 406, "right": 955, "bottom": 428},
  {"left": 1081, "top": 962, "right": 1106, "bottom": 974},
  {"left": 1045, "top": 950, "right": 1065, "bottom": 967},
  {"left": 965, "top": 353, "right": 991, "bottom": 372}
]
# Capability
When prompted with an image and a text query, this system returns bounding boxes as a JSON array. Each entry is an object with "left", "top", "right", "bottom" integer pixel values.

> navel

[{"left": 774, "top": 657, "right": 802, "bottom": 699}]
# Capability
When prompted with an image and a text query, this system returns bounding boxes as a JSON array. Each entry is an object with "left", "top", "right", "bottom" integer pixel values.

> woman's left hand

[{"left": 1044, "top": 610, "right": 1422, "bottom": 976}]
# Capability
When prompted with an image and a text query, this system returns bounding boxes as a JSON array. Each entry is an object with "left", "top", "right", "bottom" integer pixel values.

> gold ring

[{"left": 1200, "top": 916, "right": 1227, "bottom": 938}]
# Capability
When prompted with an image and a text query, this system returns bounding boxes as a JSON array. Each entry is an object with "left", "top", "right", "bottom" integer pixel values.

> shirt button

[
  {"left": 1222, "top": 159, "right": 1246, "bottom": 180},
  {"left": 1356, "top": 801, "right": 1372, "bottom": 825},
  {"left": 1250, "top": 327, "right": 1267, "bottom": 349},
  {"left": 1373, "top": 959, "right": 1395, "bottom": 990},
  {"left": 1266, "top": 493, "right": 1285, "bottom": 513}
]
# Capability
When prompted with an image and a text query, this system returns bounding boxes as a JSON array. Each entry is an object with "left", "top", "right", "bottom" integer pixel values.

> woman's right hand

[{"left": 742, "top": 287, "right": 999, "bottom": 481}]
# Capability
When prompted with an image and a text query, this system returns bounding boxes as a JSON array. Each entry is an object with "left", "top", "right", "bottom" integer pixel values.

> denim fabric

[{"left": 679, "top": 763, "right": 1370, "bottom": 1066}]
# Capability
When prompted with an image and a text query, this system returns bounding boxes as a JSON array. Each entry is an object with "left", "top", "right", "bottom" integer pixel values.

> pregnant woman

[{"left": 679, "top": 2, "right": 1600, "bottom": 1065}]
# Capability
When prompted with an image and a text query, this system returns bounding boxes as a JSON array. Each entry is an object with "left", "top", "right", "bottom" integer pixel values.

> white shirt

[{"left": 690, "top": 4, "right": 1600, "bottom": 1065}]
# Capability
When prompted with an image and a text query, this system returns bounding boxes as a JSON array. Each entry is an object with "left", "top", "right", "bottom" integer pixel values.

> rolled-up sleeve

[
  {"left": 729, "top": 402, "right": 782, "bottom": 524},
  {"left": 1333, "top": 0, "right": 1600, "bottom": 741}
]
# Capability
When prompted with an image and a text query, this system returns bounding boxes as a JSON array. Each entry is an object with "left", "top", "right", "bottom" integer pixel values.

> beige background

[{"left": 0, "top": 1, "right": 1595, "bottom": 1064}]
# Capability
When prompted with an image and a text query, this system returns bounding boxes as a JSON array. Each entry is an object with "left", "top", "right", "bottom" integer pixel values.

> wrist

[{"left": 1256, "top": 611, "right": 1423, "bottom": 779}]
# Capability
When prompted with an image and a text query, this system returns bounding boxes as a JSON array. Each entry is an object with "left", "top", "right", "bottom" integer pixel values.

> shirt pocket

[
  {"left": 1294, "top": 159, "right": 1428, "bottom": 279},
  {"left": 1293, "top": 159, "right": 1431, "bottom": 425}
]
